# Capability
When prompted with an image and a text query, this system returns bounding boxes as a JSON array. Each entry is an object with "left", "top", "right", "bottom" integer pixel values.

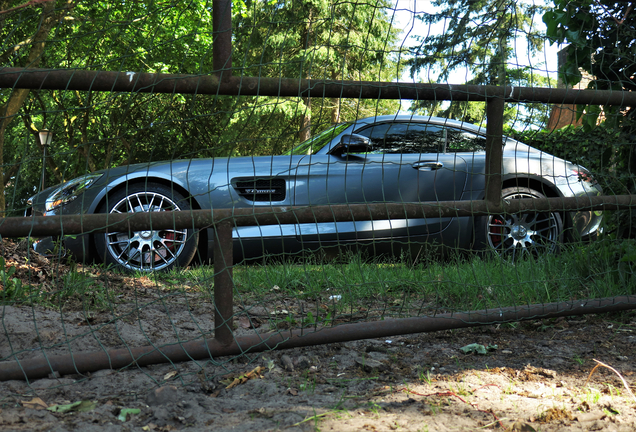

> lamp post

[{"left": 39, "top": 129, "right": 53, "bottom": 191}]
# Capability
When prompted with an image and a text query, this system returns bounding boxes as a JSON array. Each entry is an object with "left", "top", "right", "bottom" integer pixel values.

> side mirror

[{"left": 329, "top": 134, "right": 372, "bottom": 155}]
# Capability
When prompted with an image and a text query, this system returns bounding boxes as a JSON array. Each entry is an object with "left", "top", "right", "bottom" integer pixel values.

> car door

[{"left": 294, "top": 121, "right": 469, "bottom": 242}]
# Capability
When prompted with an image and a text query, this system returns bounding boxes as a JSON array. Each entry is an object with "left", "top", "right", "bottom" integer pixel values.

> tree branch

[
  {"left": 595, "top": 0, "right": 634, "bottom": 26},
  {"left": 0, "top": 0, "right": 54, "bottom": 15}
]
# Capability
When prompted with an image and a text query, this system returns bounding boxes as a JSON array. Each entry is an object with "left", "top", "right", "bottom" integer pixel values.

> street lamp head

[{"left": 39, "top": 129, "right": 53, "bottom": 147}]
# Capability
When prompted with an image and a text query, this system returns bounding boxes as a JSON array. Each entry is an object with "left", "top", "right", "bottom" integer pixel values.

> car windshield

[{"left": 285, "top": 122, "right": 351, "bottom": 155}]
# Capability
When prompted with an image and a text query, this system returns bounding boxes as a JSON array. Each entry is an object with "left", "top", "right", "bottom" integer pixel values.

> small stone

[
  {"left": 246, "top": 306, "right": 269, "bottom": 316},
  {"left": 355, "top": 357, "right": 387, "bottom": 372},
  {"left": 0, "top": 410, "right": 23, "bottom": 424},
  {"left": 281, "top": 355, "right": 294, "bottom": 371},
  {"left": 30, "top": 378, "right": 75, "bottom": 390},
  {"left": 297, "top": 356, "right": 311, "bottom": 370},
  {"left": 146, "top": 385, "right": 179, "bottom": 406},
  {"left": 420, "top": 404, "right": 434, "bottom": 415},
  {"left": 576, "top": 411, "right": 605, "bottom": 423}
]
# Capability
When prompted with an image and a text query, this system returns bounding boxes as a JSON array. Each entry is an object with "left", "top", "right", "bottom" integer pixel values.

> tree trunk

[
  {"left": 330, "top": 72, "right": 341, "bottom": 124},
  {"left": 299, "top": 98, "right": 312, "bottom": 142},
  {"left": 0, "top": 1, "right": 65, "bottom": 213},
  {"left": 298, "top": 7, "right": 313, "bottom": 143}
]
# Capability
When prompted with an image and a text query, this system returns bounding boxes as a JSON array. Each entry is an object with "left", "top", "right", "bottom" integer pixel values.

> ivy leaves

[{"left": 542, "top": 1, "right": 636, "bottom": 129}]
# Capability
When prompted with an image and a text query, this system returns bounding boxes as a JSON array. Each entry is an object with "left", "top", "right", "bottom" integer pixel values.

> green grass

[
  {"left": 156, "top": 239, "right": 636, "bottom": 313},
  {"left": 114, "top": 238, "right": 632, "bottom": 331},
  {"left": 4, "top": 239, "right": 636, "bottom": 316},
  {"left": 222, "top": 240, "right": 636, "bottom": 312}
]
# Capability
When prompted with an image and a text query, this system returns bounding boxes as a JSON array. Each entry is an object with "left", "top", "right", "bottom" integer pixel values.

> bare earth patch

[{"left": 1, "top": 241, "right": 636, "bottom": 431}]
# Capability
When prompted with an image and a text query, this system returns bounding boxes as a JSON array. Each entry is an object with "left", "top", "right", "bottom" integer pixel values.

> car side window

[
  {"left": 354, "top": 122, "right": 445, "bottom": 154},
  {"left": 351, "top": 122, "right": 487, "bottom": 154},
  {"left": 445, "top": 128, "right": 486, "bottom": 152}
]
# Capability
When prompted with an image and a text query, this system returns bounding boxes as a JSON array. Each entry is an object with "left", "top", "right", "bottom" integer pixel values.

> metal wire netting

[{"left": 1, "top": 1, "right": 636, "bottom": 425}]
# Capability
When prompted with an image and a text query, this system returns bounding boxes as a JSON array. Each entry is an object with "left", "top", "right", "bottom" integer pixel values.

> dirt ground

[{"left": 2, "top": 241, "right": 636, "bottom": 431}]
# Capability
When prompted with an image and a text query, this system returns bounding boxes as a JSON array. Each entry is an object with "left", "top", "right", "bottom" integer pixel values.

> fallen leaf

[
  {"left": 118, "top": 408, "right": 141, "bottom": 422},
  {"left": 248, "top": 407, "right": 274, "bottom": 418},
  {"left": 21, "top": 397, "right": 48, "bottom": 410},
  {"left": 222, "top": 408, "right": 235, "bottom": 413},
  {"left": 460, "top": 343, "right": 487, "bottom": 355},
  {"left": 47, "top": 400, "right": 96, "bottom": 413},
  {"left": 524, "top": 365, "right": 557, "bottom": 378},
  {"left": 163, "top": 371, "right": 178, "bottom": 381},
  {"left": 238, "top": 316, "right": 252, "bottom": 329},
  {"left": 221, "top": 366, "right": 265, "bottom": 389},
  {"left": 508, "top": 420, "right": 537, "bottom": 431}
]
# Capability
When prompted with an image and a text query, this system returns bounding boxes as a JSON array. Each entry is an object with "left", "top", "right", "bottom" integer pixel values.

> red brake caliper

[
  {"left": 491, "top": 218, "right": 504, "bottom": 247},
  {"left": 164, "top": 232, "right": 175, "bottom": 251},
  {"left": 154, "top": 232, "right": 176, "bottom": 263}
]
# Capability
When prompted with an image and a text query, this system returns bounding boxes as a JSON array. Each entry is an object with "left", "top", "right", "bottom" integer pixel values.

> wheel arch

[
  {"left": 500, "top": 175, "right": 571, "bottom": 234},
  {"left": 501, "top": 176, "right": 561, "bottom": 195},
  {"left": 94, "top": 177, "right": 203, "bottom": 212}
]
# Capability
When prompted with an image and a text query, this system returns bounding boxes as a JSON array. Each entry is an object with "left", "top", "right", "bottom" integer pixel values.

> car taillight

[{"left": 571, "top": 169, "right": 595, "bottom": 184}]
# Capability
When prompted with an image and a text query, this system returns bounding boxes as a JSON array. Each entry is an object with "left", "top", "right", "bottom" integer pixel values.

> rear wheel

[
  {"left": 475, "top": 187, "right": 563, "bottom": 258},
  {"left": 95, "top": 183, "right": 198, "bottom": 272}
]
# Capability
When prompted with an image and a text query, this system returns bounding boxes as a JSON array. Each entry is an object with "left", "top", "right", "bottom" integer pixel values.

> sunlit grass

[
  {"left": 4, "top": 239, "right": 635, "bottom": 316},
  {"left": 159, "top": 238, "right": 636, "bottom": 315}
]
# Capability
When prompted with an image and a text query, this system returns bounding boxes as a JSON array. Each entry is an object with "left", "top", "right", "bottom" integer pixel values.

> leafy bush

[
  {"left": 511, "top": 125, "right": 627, "bottom": 187},
  {"left": 0, "top": 256, "right": 26, "bottom": 302},
  {"left": 511, "top": 124, "right": 636, "bottom": 237}
]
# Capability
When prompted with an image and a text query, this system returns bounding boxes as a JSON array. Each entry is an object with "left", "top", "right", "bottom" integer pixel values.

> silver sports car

[{"left": 26, "top": 115, "right": 603, "bottom": 272}]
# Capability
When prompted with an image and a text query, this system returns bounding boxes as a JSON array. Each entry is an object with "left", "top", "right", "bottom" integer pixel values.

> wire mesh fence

[{"left": 2, "top": 0, "right": 636, "bottom": 430}]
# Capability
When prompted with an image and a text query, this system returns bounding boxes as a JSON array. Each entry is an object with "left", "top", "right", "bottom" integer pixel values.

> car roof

[{"left": 349, "top": 115, "right": 486, "bottom": 135}]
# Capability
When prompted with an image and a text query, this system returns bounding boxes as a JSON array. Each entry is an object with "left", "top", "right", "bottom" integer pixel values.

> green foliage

[
  {"left": 510, "top": 125, "right": 623, "bottom": 182},
  {"left": 543, "top": 1, "right": 636, "bottom": 127},
  {"left": 543, "top": 1, "right": 636, "bottom": 90},
  {"left": 0, "top": 256, "right": 26, "bottom": 301},
  {"left": 0, "top": 1, "right": 404, "bottom": 213},
  {"left": 410, "top": 0, "right": 545, "bottom": 84},
  {"left": 52, "top": 269, "right": 110, "bottom": 309},
  {"left": 568, "top": 239, "right": 636, "bottom": 290},
  {"left": 408, "top": 0, "right": 550, "bottom": 127},
  {"left": 512, "top": 124, "right": 636, "bottom": 237}
]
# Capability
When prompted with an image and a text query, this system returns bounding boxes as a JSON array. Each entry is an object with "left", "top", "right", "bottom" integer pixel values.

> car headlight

[{"left": 45, "top": 173, "right": 103, "bottom": 212}]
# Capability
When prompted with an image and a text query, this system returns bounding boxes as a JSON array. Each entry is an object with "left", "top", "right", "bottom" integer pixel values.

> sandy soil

[
  {"left": 2, "top": 241, "right": 636, "bottom": 431},
  {"left": 2, "top": 298, "right": 636, "bottom": 432}
]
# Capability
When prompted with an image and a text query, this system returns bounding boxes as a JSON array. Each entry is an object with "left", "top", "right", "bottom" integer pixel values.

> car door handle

[{"left": 412, "top": 161, "right": 444, "bottom": 171}]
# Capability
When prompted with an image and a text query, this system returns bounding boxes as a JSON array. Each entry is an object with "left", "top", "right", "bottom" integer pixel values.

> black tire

[
  {"left": 474, "top": 187, "right": 563, "bottom": 258},
  {"left": 94, "top": 183, "right": 198, "bottom": 272}
]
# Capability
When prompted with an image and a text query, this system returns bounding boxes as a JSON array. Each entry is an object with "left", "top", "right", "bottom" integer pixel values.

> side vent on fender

[{"left": 234, "top": 178, "right": 286, "bottom": 202}]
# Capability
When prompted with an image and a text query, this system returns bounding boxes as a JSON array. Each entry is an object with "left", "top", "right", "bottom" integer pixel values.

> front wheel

[
  {"left": 95, "top": 183, "right": 198, "bottom": 272},
  {"left": 475, "top": 187, "right": 563, "bottom": 258}
]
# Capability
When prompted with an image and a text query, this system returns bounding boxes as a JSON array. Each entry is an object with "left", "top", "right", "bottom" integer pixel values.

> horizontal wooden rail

[
  {"left": 3, "top": 194, "right": 634, "bottom": 238},
  {"left": 3, "top": 295, "right": 636, "bottom": 381},
  {"left": 1, "top": 68, "right": 634, "bottom": 105}
]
